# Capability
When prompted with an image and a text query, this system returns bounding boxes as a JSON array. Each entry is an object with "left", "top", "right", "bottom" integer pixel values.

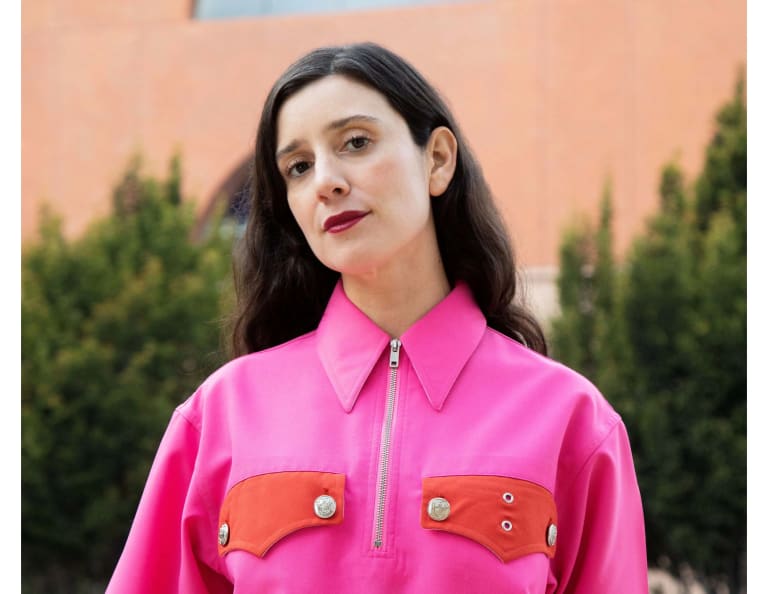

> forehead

[{"left": 276, "top": 75, "right": 402, "bottom": 143}]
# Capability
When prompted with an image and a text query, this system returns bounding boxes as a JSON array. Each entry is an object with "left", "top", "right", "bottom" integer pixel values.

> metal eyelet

[
  {"left": 501, "top": 520, "right": 513, "bottom": 532},
  {"left": 502, "top": 492, "right": 514, "bottom": 503}
]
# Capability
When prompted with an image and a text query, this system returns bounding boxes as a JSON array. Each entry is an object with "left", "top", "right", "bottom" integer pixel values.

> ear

[{"left": 426, "top": 126, "right": 458, "bottom": 197}]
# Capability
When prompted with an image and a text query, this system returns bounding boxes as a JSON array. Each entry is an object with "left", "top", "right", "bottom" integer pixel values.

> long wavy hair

[{"left": 229, "top": 42, "right": 547, "bottom": 357}]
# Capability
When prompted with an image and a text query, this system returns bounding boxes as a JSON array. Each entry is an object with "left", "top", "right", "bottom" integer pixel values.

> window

[{"left": 195, "top": 0, "right": 455, "bottom": 19}]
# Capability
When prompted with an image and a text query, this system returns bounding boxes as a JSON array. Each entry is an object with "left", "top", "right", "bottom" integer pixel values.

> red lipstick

[{"left": 323, "top": 210, "right": 369, "bottom": 233}]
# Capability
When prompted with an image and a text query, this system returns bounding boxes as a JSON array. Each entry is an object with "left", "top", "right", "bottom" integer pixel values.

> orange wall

[
  {"left": 22, "top": 0, "right": 745, "bottom": 267},
  {"left": 22, "top": 0, "right": 193, "bottom": 28}
]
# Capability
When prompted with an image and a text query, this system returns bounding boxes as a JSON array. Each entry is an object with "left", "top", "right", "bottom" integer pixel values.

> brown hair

[{"left": 229, "top": 42, "right": 547, "bottom": 357}]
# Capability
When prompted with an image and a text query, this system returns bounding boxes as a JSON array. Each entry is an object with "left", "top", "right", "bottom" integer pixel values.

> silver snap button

[
  {"left": 314, "top": 494, "right": 337, "bottom": 519},
  {"left": 427, "top": 497, "right": 451, "bottom": 521},
  {"left": 502, "top": 492, "right": 514, "bottom": 503},
  {"left": 501, "top": 520, "right": 513, "bottom": 531},
  {"left": 218, "top": 522, "right": 230, "bottom": 546},
  {"left": 547, "top": 523, "right": 558, "bottom": 546}
]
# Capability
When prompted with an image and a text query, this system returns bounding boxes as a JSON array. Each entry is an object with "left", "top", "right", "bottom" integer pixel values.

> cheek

[
  {"left": 372, "top": 149, "right": 430, "bottom": 201},
  {"left": 365, "top": 156, "right": 398, "bottom": 188},
  {"left": 286, "top": 193, "right": 312, "bottom": 233}
]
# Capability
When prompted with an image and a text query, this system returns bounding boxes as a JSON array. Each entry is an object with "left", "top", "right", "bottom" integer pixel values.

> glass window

[{"left": 195, "top": 0, "right": 456, "bottom": 19}]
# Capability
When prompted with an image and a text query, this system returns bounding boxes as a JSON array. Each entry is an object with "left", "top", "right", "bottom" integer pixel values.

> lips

[{"left": 323, "top": 210, "right": 370, "bottom": 233}]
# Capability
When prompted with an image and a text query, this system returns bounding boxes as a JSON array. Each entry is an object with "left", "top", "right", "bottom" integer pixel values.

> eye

[
  {"left": 286, "top": 160, "right": 312, "bottom": 178},
  {"left": 343, "top": 135, "right": 370, "bottom": 151}
]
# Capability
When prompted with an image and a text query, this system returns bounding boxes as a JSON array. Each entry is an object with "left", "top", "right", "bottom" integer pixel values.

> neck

[{"left": 341, "top": 260, "right": 451, "bottom": 339}]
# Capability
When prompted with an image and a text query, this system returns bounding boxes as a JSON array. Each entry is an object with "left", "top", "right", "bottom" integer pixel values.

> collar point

[{"left": 425, "top": 393, "right": 449, "bottom": 412}]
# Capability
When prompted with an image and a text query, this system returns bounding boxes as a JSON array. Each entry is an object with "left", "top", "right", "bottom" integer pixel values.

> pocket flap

[
  {"left": 421, "top": 475, "right": 557, "bottom": 563},
  {"left": 218, "top": 471, "right": 345, "bottom": 557}
]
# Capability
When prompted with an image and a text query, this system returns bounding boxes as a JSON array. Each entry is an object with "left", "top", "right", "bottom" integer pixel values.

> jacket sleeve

[
  {"left": 550, "top": 420, "right": 648, "bottom": 594},
  {"left": 106, "top": 409, "right": 232, "bottom": 594}
]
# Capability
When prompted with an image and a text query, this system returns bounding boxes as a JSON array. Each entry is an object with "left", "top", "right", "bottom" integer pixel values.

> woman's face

[{"left": 275, "top": 75, "right": 440, "bottom": 278}]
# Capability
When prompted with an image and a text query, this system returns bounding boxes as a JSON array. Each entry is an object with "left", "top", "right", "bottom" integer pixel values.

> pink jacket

[{"left": 107, "top": 281, "right": 647, "bottom": 593}]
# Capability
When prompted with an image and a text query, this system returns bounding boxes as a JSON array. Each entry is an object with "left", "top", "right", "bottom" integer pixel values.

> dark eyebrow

[
  {"left": 326, "top": 114, "right": 380, "bottom": 130},
  {"left": 275, "top": 140, "right": 301, "bottom": 162},
  {"left": 275, "top": 114, "right": 381, "bottom": 161}
]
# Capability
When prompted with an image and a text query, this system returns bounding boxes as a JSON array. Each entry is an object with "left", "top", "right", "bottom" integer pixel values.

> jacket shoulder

[
  {"left": 482, "top": 327, "right": 621, "bottom": 438},
  {"left": 176, "top": 330, "right": 320, "bottom": 428}
]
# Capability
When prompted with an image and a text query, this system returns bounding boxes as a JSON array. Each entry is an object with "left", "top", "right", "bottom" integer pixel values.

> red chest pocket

[
  {"left": 420, "top": 475, "right": 557, "bottom": 563},
  {"left": 217, "top": 471, "right": 345, "bottom": 558}
]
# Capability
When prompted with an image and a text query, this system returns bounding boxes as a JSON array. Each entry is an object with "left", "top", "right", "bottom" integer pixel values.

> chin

[
  {"left": 323, "top": 258, "right": 389, "bottom": 280},
  {"left": 316, "top": 248, "right": 384, "bottom": 277}
]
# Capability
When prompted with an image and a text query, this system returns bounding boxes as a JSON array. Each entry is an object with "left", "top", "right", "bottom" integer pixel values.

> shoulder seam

[
  {"left": 171, "top": 406, "right": 228, "bottom": 575},
  {"left": 486, "top": 326, "right": 523, "bottom": 346},
  {"left": 251, "top": 329, "right": 318, "bottom": 356},
  {"left": 486, "top": 326, "right": 553, "bottom": 364},
  {"left": 174, "top": 403, "right": 202, "bottom": 434},
  {"left": 562, "top": 414, "right": 623, "bottom": 495}
]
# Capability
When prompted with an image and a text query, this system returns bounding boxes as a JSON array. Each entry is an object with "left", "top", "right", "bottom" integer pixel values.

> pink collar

[{"left": 317, "top": 280, "right": 487, "bottom": 412}]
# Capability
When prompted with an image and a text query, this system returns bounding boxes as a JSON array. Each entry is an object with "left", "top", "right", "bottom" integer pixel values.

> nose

[{"left": 313, "top": 154, "right": 350, "bottom": 200}]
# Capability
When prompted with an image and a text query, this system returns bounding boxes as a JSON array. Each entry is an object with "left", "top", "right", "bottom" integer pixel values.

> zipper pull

[{"left": 389, "top": 339, "right": 401, "bottom": 368}]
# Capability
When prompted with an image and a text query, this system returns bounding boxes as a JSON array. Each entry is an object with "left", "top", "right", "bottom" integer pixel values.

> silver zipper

[{"left": 372, "top": 338, "right": 401, "bottom": 549}]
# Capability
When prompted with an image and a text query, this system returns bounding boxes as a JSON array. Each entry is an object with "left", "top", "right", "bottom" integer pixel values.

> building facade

[{"left": 22, "top": 0, "right": 746, "bottom": 319}]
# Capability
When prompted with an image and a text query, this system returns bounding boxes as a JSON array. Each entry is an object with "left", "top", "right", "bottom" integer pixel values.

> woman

[{"left": 107, "top": 42, "right": 647, "bottom": 593}]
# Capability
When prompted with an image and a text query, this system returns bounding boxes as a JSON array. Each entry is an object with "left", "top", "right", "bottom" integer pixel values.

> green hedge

[
  {"left": 551, "top": 76, "right": 746, "bottom": 592},
  {"left": 22, "top": 156, "right": 234, "bottom": 592}
]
